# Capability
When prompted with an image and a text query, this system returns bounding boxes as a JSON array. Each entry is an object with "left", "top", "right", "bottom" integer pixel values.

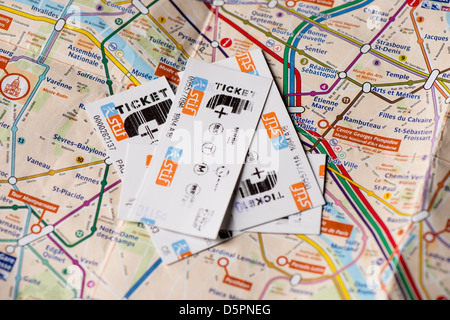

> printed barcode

[
  {"left": 206, "top": 94, "right": 252, "bottom": 114},
  {"left": 123, "top": 99, "right": 172, "bottom": 139},
  {"left": 238, "top": 171, "right": 277, "bottom": 198}
]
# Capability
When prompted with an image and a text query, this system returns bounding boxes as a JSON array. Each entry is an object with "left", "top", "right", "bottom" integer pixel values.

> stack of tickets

[{"left": 85, "top": 50, "right": 326, "bottom": 264}]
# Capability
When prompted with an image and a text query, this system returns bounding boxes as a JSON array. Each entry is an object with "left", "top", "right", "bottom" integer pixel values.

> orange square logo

[
  {"left": 156, "top": 159, "right": 178, "bottom": 187},
  {"left": 290, "top": 182, "right": 313, "bottom": 211},
  {"left": 106, "top": 114, "right": 128, "bottom": 141},
  {"left": 319, "top": 165, "right": 326, "bottom": 179},
  {"left": 261, "top": 112, "right": 284, "bottom": 139},
  {"left": 182, "top": 89, "right": 204, "bottom": 116},
  {"left": 236, "top": 52, "right": 256, "bottom": 74}
]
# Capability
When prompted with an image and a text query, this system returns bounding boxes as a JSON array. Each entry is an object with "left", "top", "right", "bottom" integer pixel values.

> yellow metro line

[
  {"left": 17, "top": 160, "right": 106, "bottom": 182},
  {"left": 64, "top": 24, "right": 141, "bottom": 86},
  {"left": 146, "top": 13, "right": 190, "bottom": 59},
  {"left": 327, "top": 166, "right": 413, "bottom": 217},
  {"left": 0, "top": 4, "right": 140, "bottom": 86},
  {"left": 297, "top": 235, "right": 351, "bottom": 300}
]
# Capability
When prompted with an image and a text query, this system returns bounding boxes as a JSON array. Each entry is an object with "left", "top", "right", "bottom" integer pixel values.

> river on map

[
  {"left": 319, "top": 201, "right": 377, "bottom": 299},
  {"left": 13, "top": 0, "right": 157, "bottom": 79}
]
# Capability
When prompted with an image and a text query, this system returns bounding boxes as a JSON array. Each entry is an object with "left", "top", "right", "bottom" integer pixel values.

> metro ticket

[
  {"left": 84, "top": 77, "right": 174, "bottom": 177},
  {"left": 128, "top": 58, "right": 273, "bottom": 239},
  {"left": 215, "top": 50, "right": 325, "bottom": 230},
  {"left": 146, "top": 153, "right": 325, "bottom": 265}
]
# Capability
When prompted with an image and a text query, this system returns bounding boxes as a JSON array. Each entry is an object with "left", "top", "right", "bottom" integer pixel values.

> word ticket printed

[
  {"left": 216, "top": 50, "right": 325, "bottom": 230},
  {"left": 129, "top": 58, "right": 273, "bottom": 239},
  {"left": 85, "top": 77, "right": 174, "bottom": 176}
]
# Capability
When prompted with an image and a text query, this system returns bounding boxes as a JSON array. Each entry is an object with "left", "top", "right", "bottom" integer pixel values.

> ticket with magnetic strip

[
  {"left": 145, "top": 153, "right": 325, "bottom": 265},
  {"left": 84, "top": 77, "right": 174, "bottom": 177},
  {"left": 215, "top": 50, "right": 325, "bottom": 231},
  {"left": 128, "top": 58, "right": 273, "bottom": 239}
]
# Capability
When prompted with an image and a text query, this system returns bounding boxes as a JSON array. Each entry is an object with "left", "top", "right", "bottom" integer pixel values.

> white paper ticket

[
  {"left": 213, "top": 50, "right": 325, "bottom": 231},
  {"left": 128, "top": 58, "right": 273, "bottom": 239},
  {"left": 145, "top": 224, "right": 243, "bottom": 265},
  {"left": 248, "top": 154, "right": 326, "bottom": 234},
  {"left": 145, "top": 153, "right": 325, "bottom": 265},
  {"left": 118, "top": 143, "right": 156, "bottom": 221},
  {"left": 84, "top": 77, "right": 174, "bottom": 176}
]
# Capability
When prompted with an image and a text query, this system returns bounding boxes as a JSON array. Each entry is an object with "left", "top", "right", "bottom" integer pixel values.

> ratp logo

[
  {"left": 172, "top": 239, "right": 192, "bottom": 260},
  {"left": 261, "top": 112, "right": 289, "bottom": 150},
  {"left": 182, "top": 77, "right": 208, "bottom": 116},
  {"left": 101, "top": 103, "right": 129, "bottom": 141},
  {"left": 155, "top": 147, "right": 183, "bottom": 187}
]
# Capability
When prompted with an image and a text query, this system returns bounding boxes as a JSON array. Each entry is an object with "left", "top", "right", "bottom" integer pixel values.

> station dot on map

[
  {"left": 104, "top": 158, "right": 113, "bottom": 165},
  {"left": 424, "top": 233, "right": 434, "bottom": 242},
  {"left": 211, "top": 41, "right": 219, "bottom": 48},
  {"left": 290, "top": 274, "right": 302, "bottom": 286},
  {"left": 8, "top": 177, "right": 17, "bottom": 185},
  {"left": 360, "top": 44, "right": 371, "bottom": 54},
  {"left": 5, "top": 246, "right": 15, "bottom": 254},
  {"left": 363, "top": 82, "right": 372, "bottom": 93},
  {"left": 277, "top": 256, "right": 287, "bottom": 266},
  {"left": 268, "top": 0, "right": 278, "bottom": 8},
  {"left": 31, "top": 225, "right": 41, "bottom": 234},
  {"left": 286, "top": 0, "right": 296, "bottom": 7},
  {"left": 213, "top": 0, "right": 224, "bottom": 6},
  {"left": 218, "top": 258, "right": 228, "bottom": 267},
  {"left": 338, "top": 72, "right": 347, "bottom": 79}
]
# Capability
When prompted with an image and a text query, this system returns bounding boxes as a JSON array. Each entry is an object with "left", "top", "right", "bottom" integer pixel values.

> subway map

[{"left": 0, "top": 0, "right": 449, "bottom": 300}]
